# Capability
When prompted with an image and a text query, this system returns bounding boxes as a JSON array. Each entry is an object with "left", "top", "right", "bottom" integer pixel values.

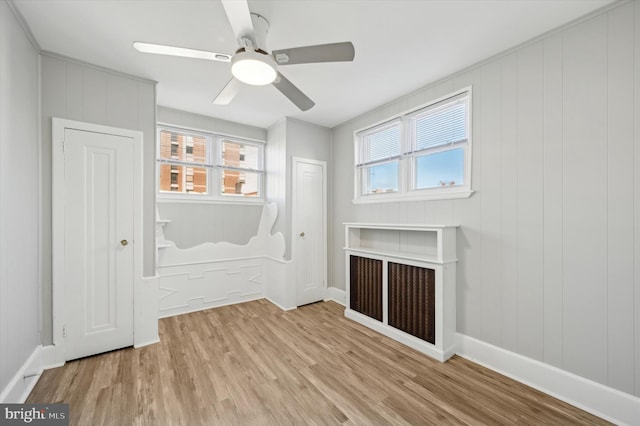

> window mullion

[
  {"left": 207, "top": 135, "right": 214, "bottom": 199},
  {"left": 157, "top": 158, "right": 211, "bottom": 168},
  {"left": 218, "top": 165, "right": 265, "bottom": 173},
  {"left": 401, "top": 117, "right": 415, "bottom": 193},
  {"left": 215, "top": 136, "right": 222, "bottom": 198}
]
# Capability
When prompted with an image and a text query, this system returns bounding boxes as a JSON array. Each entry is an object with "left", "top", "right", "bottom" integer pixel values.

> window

[
  {"left": 357, "top": 121, "right": 401, "bottom": 195},
  {"left": 159, "top": 129, "right": 208, "bottom": 194},
  {"left": 157, "top": 126, "right": 264, "bottom": 202},
  {"left": 220, "top": 139, "right": 262, "bottom": 198},
  {"left": 355, "top": 88, "right": 472, "bottom": 202}
]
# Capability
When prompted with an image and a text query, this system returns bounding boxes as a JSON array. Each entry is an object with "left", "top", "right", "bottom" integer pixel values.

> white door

[
  {"left": 64, "top": 128, "right": 134, "bottom": 360},
  {"left": 292, "top": 158, "right": 327, "bottom": 306}
]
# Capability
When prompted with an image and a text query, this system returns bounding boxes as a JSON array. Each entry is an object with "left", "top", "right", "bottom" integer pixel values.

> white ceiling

[{"left": 14, "top": 0, "right": 614, "bottom": 129}]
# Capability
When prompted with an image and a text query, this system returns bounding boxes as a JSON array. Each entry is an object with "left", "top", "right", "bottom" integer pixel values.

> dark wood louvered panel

[
  {"left": 388, "top": 262, "right": 435, "bottom": 344},
  {"left": 349, "top": 255, "right": 383, "bottom": 321}
]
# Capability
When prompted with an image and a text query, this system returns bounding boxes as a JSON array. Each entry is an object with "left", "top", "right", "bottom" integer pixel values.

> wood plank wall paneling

[
  {"left": 634, "top": 0, "right": 640, "bottom": 398},
  {"left": 562, "top": 14, "right": 608, "bottom": 386},
  {"left": 479, "top": 59, "right": 502, "bottom": 347},
  {"left": 65, "top": 62, "right": 83, "bottom": 121},
  {"left": 349, "top": 256, "right": 382, "bottom": 321},
  {"left": 499, "top": 52, "right": 519, "bottom": 354},
  {"left": 82, "top": 67, "right": 108, "bottom": 123},
  {"left": 453, "top": 68, "right": 482, "bottom": 340},
  {"left": 331, "top": 2, "right": 640, "bottom": 397},
  {"left": 388, "top": 262, "right": 436, "bottom": 344},
  {"left": 0, "top": 0, "right": 40, "bottom": 396},
  {"left": 266, "top": 119, "right": 288, "bottom": 256},
  {"left": 39, "top": 54, "right": 156, "bottom": 346},
  {"left": 516, "top": 42, "right": 544, "bottom": 361},
  {"left": 542, "top": 33, "right": 564, "bottom": 370},
  {"left": 606, "top": 3, "right": 635, "bottom": 395}
]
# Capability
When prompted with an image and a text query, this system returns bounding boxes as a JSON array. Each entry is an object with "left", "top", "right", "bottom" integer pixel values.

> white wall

[
  {"left": 158, "top": 203, "right": 262, "bottom": 248},
  {"left": 0, "top": 0, "right": 40, "bottom": 399},
  {"left": 40, "top": 53, "right": 157, "bottom": 345},
  {"left": 266, "top": 117, "right": 332, "bottom": 261},
  {"left": 331, "top": 2, "right": 640, "bottom": 398},
  {"left": 157, "top": 106, "right": 265, "bottom": 141},
  {"left": 266, "top": 118, "right": 287, "bottom": 256},
  {"left": 156, "top": 106, "right": 266, "bottom": 249}
]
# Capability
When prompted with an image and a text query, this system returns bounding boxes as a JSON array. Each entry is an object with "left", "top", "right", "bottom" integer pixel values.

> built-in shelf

[
  {"left": 344, "top": 223, "right": 457, "bottom": 264},
  {"left": 344, "top": 223, "right": 458, "bottom": 362},
  {"left": 156, "top": 218, "right": 171, "bottom": 250}
]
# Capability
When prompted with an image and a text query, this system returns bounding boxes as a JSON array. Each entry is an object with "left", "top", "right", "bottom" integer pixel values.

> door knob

[
  {"left": 299, "top": 232, "right": 305, "bottom": 237},
  {"left": 121, "top": 239, "right": 128, "bottom": 246}
]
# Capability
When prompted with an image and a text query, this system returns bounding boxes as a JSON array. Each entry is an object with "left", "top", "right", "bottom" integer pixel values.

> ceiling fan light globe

[{"left": 231, "top": 50, "right": 277, "bottom": 86}]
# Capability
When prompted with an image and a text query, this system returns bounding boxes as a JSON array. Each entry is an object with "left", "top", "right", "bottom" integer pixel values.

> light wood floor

[{"left": 28, "top": 300, "right": 609, "bottom": 425}]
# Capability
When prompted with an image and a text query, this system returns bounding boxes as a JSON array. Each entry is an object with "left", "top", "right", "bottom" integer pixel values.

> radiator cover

[
  {"left": 388, "top": 262, "right": 436, "bottom": 344},
  {"left": 349, "top": 255, "right": 383, "bottom": 321}
]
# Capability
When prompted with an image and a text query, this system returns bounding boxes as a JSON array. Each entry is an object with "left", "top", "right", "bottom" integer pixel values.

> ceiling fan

[{"left": 133, "top": 0, "right": 355, "bottom": 111}]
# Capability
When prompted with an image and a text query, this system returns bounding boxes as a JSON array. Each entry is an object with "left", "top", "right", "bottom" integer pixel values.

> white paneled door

[
  {"left": 64, "top": 128, "right": 134, "bottom": 361},
  {"left": 292, "top": 158, "right": 327, "bottom": 306}
]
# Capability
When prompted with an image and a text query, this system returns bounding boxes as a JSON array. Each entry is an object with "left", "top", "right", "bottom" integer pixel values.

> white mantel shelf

[
  {"left": 343, "top": 223, "right": 458, "bottom": 229},
  {"left": 343, "top": 222, "right": 459, "bottom": 265}
]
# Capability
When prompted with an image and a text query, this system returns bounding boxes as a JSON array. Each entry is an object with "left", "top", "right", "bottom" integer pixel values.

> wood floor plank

[{"left": 27, "top": 300, "right": 610, "bottom": 425}]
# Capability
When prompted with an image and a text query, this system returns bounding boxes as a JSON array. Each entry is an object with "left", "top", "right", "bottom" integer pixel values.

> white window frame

[
  {"left": 353, "top": 87, "right": 473, "bottom": 204},
  {"left": 217, "top": 137, "right": 265, "bottom": 200},
  {"left": 156, "top": 124, "right": 265, "bottom": 204},
  {"left": 355, "top": 119, "right": 403, "bottom": 196}
]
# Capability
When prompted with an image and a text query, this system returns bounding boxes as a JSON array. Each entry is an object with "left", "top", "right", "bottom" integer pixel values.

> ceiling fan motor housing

[{"left": 247, "top": 12, "right": 269, "bottom": 51}]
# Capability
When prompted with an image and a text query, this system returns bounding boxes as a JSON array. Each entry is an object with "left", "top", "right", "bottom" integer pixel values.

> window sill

[
  {"left": 353, "top": 189, "right": 474, "bottom": 204},
  {"left": 157, "top": 195, "right": 265, "bottom": 206}
]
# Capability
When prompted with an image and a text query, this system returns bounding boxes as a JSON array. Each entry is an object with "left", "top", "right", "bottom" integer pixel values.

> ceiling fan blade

[
  {"left": 213, "top": 78, "right": 243, "bottom": 105},
  {"left": 272, "top": 42, "right": 355, "bottom": 65},
  {"left": 220, "top": 0, "right": 255, "bottom": 48},
  {"left": 272, "top": 72, "right": 315, "bottom": 111},
  {"left": 133, "top": 42, "right": 231, "bottom": 62}
]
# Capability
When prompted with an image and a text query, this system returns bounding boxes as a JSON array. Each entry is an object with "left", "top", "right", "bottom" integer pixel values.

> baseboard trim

[
  {"left": 0, "top": 345, "right": 42, "bottom": 403},
  {"left": 158, "top": 293, "right": 265, "bottom": 319},
  {"left": 133, "top": 338, "right": 160, "bottom": 349},
  {"left": 324, "top": 287, "right": 346, "bottom": 306},
  {"left": 40, "top": 344, "right": 64, "bottom": 370},
  {"left": 265, "top": 297, "right": 296, "bottom": 311},
  {"left": 456, "top": 333, "right": 640, "bottom": 426}
]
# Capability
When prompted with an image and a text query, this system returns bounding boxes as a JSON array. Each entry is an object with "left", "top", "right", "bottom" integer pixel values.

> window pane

[
  {"left": 159, "top": 130, "right": 207, "bottom": 163},
  {"left": 159, "top": 164, "right": 207, "bottom": 194},
  {"left": 415, "top": 148, "right": 464, "bottom": 189},
  {"left": 222, "top": 140, "right": 260, "bottom": 169},
  {"left": 415, "top": 100, "right": 466, "bottom": 150},
  {"left": 361, "top": 124, "right": 401, "bottom": 164},
  {"left": 221, "top": 169, "right": 260, "bottom": 197},
  {"left": 363, "top": 161, "right": 398, "bottom": 194}
]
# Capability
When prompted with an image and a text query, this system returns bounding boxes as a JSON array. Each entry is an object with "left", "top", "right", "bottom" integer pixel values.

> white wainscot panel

[
  {"left": 158, "top": 259, "right": 265, "bottom": 318},
  {"left": 157, "top": 203, "right": 287, "bottom": 317}
]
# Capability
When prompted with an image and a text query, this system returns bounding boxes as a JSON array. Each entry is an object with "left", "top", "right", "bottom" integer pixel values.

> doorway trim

[
  {"left": 51, "top": 118, "right": 144, "bottom": 364},
  {"left": 291, "top": 157, "right": 327, "bottom": 306}
]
